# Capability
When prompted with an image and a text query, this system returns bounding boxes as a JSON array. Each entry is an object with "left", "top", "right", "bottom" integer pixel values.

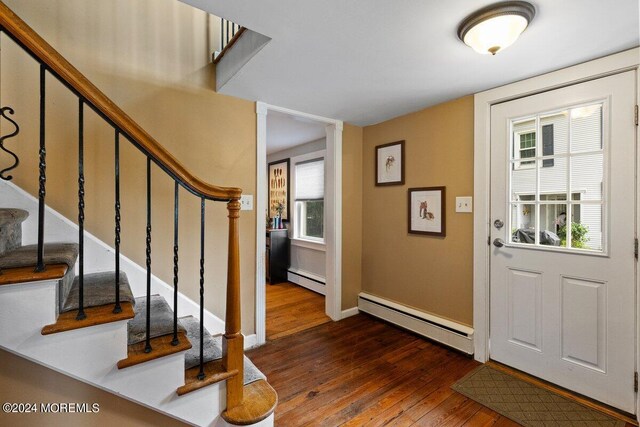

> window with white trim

[
  {"left": 294, "top": 157, "right": 324, "bottom": 242},
  {"left": 515, "top": 130, "right": 536, "bottom": 168}
]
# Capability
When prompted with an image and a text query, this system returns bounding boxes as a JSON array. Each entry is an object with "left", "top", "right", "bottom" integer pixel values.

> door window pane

[
  {"left": 511, "top": 204, "right": 536, "bottom": 244},
  {"left": 569, "top": 204, "right": 603, "bottom": 251},
  {"left": 570, "top": 104, "right": 603, "bottom": 153},
  {"left": 539, "top": 203, "right": 567, "bottom": 247},
  {"left": 540, "top": 111, "right": 569, "bottom": 156},
  {"left": 571, "top": 153, "right": 603, "bottom": 201},
  {"left": 540, "top": 158, "right": 567, "bottom": 197}
]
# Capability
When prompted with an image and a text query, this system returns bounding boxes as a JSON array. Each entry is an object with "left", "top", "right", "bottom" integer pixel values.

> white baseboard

[
  {"left": 287, "top": 268, "right": 326, "bottom": 295},
  {"left": 358, "top": 292, "right": 474, "bottom": 354},
  {"left": 244, "top": 334, "right": 258, "bottom": 350},
  {"left": 341, "top": 307, "right": 359, "bottom": 319}
]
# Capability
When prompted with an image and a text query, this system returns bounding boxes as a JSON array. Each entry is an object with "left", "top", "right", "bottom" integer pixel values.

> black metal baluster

[
  {"left": 197, "top": 197, "right": 205, "bottom": 381},
  {"left": 113, "top": 131, "right": 122, "bottom": 314},
  {"left": 35, "top": 64, "right": 46, "bottom": 273},
  {"left": 220, "top": 17, "right": 224, "bottom": 52},
  {"left": 226, "top": 19, "right": 229, "bottom": 46},
  {"left": 145, "top": 157, "right": 152, "bottom": 353},
  {"left": 76, "top": 99, "right": 86, "bottom": 320},
  {"left": 171, "top": 182, "right": 179, "bottom": 346}
]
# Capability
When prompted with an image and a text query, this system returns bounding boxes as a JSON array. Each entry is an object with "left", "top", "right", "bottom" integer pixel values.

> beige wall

[
  {"left": 342, "top": 124, "right": 363, "bottom": 309},
  {"left": 0, "top": 349, "right": 186, "bottom": 427},
  {"left": 1, "top": 0, "right": 257, "bottom": 332},
  {"left": 361, "top": 96, "right": 474, "bottom": 326}
]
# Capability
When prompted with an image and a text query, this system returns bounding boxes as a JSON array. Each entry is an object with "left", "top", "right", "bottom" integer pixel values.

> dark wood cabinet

[{"left": 266, "top": 229, "right": 290, "bottom": 284}]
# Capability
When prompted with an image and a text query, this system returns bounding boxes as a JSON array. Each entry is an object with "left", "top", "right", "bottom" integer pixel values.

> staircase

[{"left": 0, "top": 2, "right": 276, "bottom": 426}]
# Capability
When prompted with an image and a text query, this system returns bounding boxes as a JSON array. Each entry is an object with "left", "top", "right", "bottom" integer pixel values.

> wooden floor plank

[
  {"left": 248, "top": 314, "right": 491, "bottom": 426},
  {"left": 266, "top": 282, "right": 330, "bottom": 341},
  {"left": 461, "top": 407, "right": 500, "bottom": 427},
  {"left": 248, "top": 313, "right": 637, "bottom": 426}
]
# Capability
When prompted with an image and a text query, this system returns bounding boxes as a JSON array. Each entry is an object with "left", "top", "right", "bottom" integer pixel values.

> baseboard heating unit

[
  {"left": 287, "top": 268, "right": 326, "bottom": 295},
  {"left": 358, "top": 292, "right": 474, "bottom": 354}
]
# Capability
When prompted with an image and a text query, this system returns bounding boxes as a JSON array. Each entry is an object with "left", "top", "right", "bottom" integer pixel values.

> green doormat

[{"left": 451, "top": 365, "right": 625, "bottom": 426}]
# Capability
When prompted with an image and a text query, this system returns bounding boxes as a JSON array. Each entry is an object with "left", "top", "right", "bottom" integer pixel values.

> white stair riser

[{"left": 0, "top": 280, "right": 57, "bottom": 348}]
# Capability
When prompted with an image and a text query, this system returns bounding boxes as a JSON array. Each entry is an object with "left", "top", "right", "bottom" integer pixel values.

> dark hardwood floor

[
  {"left": 266, "top": 282, "right": 331, "bottom": 340},
  {"left": 248, "top": 313, "right": 521, "bottom": 426}
]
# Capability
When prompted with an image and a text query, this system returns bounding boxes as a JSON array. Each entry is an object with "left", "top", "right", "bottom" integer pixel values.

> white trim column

[
  {"left": 325, "top": 121, "right": 343, "bottom": 320},
  {"left": 255, "top": 102, "right": 268, "bottom": 345}
]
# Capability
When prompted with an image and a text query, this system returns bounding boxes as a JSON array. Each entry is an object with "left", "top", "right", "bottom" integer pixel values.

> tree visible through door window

[{"left": 509, "top": 102, "right": 604, "bottom": 251}]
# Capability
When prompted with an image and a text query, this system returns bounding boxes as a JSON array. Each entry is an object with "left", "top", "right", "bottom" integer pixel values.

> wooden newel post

[{"left": 223, "top": 198, "right": 244, "bottom": 409}]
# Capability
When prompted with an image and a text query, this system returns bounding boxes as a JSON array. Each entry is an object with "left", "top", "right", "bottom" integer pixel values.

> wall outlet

[
  {"left": 456, "top": 196, "right": 472, "bottom": 213},
  {"left": 240, "top": 195, "right": 253, "bottom": 211}
]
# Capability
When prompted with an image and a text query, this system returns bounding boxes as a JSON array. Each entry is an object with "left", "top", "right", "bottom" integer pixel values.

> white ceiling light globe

[{"left": 458, "top": 2, "right": 535, "bottom": 56}]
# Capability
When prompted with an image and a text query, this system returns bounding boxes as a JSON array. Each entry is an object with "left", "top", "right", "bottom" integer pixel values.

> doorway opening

[{"left": 256, "top": 103, "right": 343, "bottom": 344}]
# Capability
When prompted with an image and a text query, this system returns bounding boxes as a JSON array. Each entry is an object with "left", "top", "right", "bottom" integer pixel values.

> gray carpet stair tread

[
  {"left": 181, "top": 315, "right": 222, "bottom": 370},
  {"left": 61, "top": 271, "right": 135, "bottom": 312},
  {"left": 128, "top": 295, "right": 185, "bottom": 345},
  {"left": 243, "top": 355, "right": 266, "bottom": 385},
  {"left": 0, "top": 209, "right": 28, "bottom": 227},
  {"left": 0, "top": 243, "right": 78, "bottom": 270},
  {"left": 180, "top": 315, "right": 265, "bottom": 385}
]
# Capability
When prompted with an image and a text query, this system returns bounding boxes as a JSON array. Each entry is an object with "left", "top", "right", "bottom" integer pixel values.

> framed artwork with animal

[
  {"left": 408, "top": 186, "right": 446, "bottom": 236},
  {"left": 375, "top": 140, "right": 405, "bottom": 186}
]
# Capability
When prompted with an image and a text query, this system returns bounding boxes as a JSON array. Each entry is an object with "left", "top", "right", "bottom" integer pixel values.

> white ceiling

[
  {"left": 183, "top": 0, "right": 639, "bottom": 126},
  {"left": 266, "top": 110, "right": 326, "bottom": 154}
]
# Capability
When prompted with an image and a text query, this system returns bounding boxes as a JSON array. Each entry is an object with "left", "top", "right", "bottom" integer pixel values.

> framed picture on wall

[
  {"left": 375, "top": 140, "right": 405, "bottom": 186},
  {"left": 408, "top": 186, "right": 446, "bottom": 236},
  {"left": 268, "top": 159, "right": 290, "bottom": 221}
]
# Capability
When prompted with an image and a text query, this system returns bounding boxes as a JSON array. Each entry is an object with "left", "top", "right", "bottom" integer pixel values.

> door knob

[{"left": 493, "top": 238, "right": 505, "bottom": 248}]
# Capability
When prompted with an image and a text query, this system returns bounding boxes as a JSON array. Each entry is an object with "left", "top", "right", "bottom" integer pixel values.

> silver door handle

[{"left": 493, "top": 238, "right": 505, "bottom": 248}]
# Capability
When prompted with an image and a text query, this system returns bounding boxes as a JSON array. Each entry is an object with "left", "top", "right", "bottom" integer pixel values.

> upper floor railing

[{"left": 214, "top": 17, "right": 245, "bottom": 64}]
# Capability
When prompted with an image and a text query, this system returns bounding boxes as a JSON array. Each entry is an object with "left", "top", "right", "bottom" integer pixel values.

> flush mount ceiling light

[{"left": 457, "top": 1, "right": 535, "bottom": 55}]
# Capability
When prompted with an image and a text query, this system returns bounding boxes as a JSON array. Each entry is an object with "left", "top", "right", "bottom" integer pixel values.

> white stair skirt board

[
  {"left": 287, "top": 268, "right": 326, "bottom": 295},
  {"left": 358, "top": 292, "right": 474, "bottom": 354},
  {"left": 0, "top": 180, "right": 272, "bottom": 426}
]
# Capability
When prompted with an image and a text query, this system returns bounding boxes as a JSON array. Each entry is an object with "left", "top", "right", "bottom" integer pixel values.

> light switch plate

[
  {"left": 456, "top": 196, "right": 472, "bottom": 213},
  {"left": 240, "top": 195, "right": 253, "bottom": 211}
]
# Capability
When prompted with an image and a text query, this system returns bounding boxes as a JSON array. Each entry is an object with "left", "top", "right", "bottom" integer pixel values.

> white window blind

[{"left": 295, "top": 159, "right": 324, "bottom": 201}]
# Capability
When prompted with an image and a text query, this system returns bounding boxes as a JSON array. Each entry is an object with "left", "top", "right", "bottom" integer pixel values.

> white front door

[{"left": 490, "top": 71, "right": 637, "bottom": 413}]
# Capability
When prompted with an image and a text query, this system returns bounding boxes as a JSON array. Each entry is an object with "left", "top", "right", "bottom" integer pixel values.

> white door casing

[
  {"left": 489, "top": 72, "right": 636, "bottom": 412},
  {"left": 255, "top": 102, "right": 343, "bottom": 346}
]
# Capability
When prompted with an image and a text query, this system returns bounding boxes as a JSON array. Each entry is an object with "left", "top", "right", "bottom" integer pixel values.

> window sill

[{"left": 291, "top": 238, "right": 326, "bottom": 252}]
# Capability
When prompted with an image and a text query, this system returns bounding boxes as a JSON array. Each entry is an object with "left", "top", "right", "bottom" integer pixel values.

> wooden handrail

[{"left": 0, "top": 1, "right": 241, "bottom": 201}]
